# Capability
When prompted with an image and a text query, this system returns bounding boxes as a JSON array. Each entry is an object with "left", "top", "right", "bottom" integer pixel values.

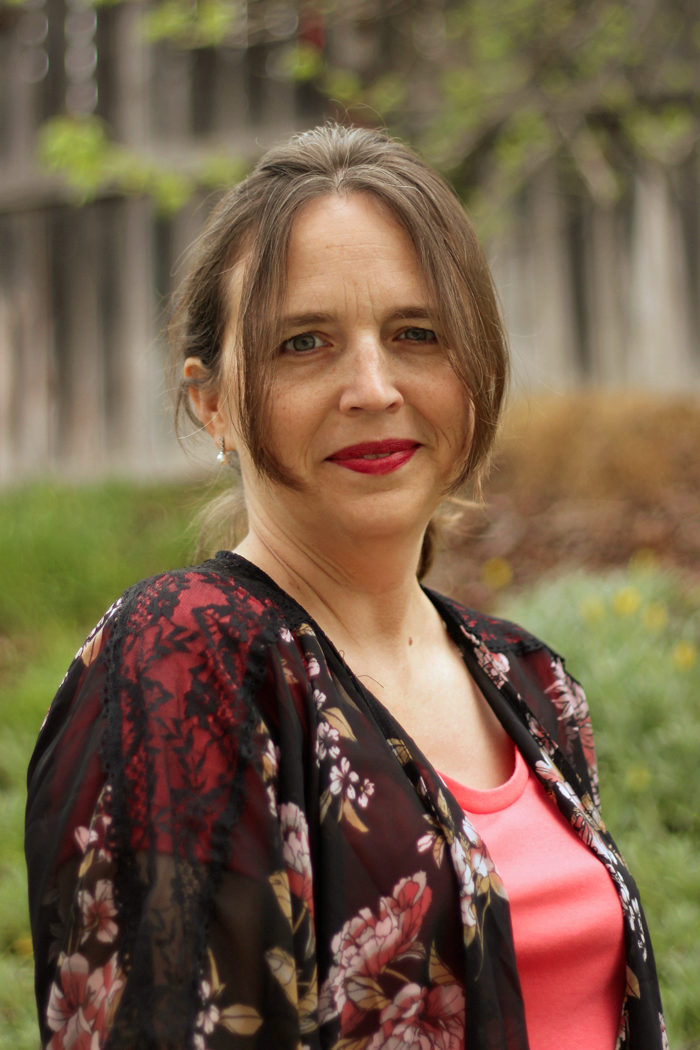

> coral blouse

[{"left": 440, "top": 748, "right": 626, "bottom": 1050}]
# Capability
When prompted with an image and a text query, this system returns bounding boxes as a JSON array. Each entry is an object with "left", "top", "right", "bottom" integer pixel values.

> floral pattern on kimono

[{"left": 26, "top": 553, "right": 666, "bottom": 1050}]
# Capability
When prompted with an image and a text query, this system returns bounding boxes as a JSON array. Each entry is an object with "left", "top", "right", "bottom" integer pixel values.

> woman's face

[{"left": 232, "top": 193, "right": 471, "bottom": 549}]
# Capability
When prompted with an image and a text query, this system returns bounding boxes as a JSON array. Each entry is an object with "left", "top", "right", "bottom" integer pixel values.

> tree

[
  {"left": 316, "top": 0, "right": 700, "bottom": 229},
  {"left": 27, "top": 0, "right": 700, "bottom": 223}
]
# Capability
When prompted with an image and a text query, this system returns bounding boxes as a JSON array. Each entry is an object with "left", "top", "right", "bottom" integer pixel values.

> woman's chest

[{"left": 365, "top": 650, "right": 514, "bottom": 791}]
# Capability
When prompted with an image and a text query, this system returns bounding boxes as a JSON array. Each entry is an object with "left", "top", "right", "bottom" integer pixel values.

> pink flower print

[
  {"left": 319, "top": 872, "right": 432, "bottom": 1029},
  {"left": 455, "top": 821, "right": 507, "bottom": 904},
  {"left": 548, "top": 658, "right": 590, "bottom": 726},
  {"left": 449, "top": 839, "right": 476, "bottom": 931},
  {"left": 476, "top": 647, "right": 510, "bottom": 687},
  {"left": 368, "top": 981, "right": 465, "bottom": 1050},
  {"left": 534, "top": 756, "right": 560, "bottom": 785},
  {"left": 47, "top": 951, "right": 123, "bottom": 1050},
  {"left": 357, "top": 778, "right": 375, "bottom": 809},
  {"left": 329, "top": 758, "right": 359, "bottom": 801},
  {"left": 316, "top": 722, "right": 340, "bottom": 762},
  {"left": 78, "top": 881, "right": 118, "bottom": 945},
  {"left": 417, "top": 817, "right": 445, "bottom": 867},
  {"left": 547, "top": 659, "right": 596, "bottom": 763},
  {"left": 460, "top": 815, "right": 481, "bottom": 848},
  {"left": 279, "top": 803, "right": 315, "bottom": 917},
  {"left": 471, "top": 848, "right": 491, "bottom": 881},
  {"left": 306, "top": 656, "right": 321, "bottom": 678},
  {"left": 260, "top": 736, "right": 280, "bottom": 816},
  {"left": 461, "top": 630, "right": 510, "bottom": 687},
  {"left": 74, "top": 808, "right": 113, "bottom": 865},
  {"left": 280, "top": 627, "right": 294, "bottom": 643},
  {"left": 196, "top": 983, "right": 221, "bottom": 1034},
  {"left": 660, "top": 1013, "right": 669, "bottom": 1050},
  {"left": 556, "top": 778, "right": 580, "bottom": 808},
  {"left": 313, "top": 688, "right": 326, "bottom": 710},
  {"left": 47, "top": 953, "right": 100, "bottom": 1050},
  {"left": 525, "top": 709, "right": 553, "bottom": 753},
  {"left": 74, "top": 827, "right": 96, "bottom": 855},
  {"left": 470, "top": 846, "right": 506, "bottom": 899},
  {"left": 91, "top": 953, "right": 124, "bottom": 1039},
  {"left": 194, "top": 978, "right": 220, "bottom": 1050},
  {"left": 549, "top": 658, "right": 599, "bottom": 798}
]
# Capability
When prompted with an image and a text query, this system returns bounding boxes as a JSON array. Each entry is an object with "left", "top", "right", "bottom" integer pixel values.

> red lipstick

[{"left": 326, "top": 439, "right": 420, "bottom": 475}]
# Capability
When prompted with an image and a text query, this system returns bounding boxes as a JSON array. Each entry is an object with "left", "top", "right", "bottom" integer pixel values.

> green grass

[
  {"left": 0, "top": 479, "right": 210, "bottom": 1050},
  {"left": 0, "top": 482, "right": 698, "bottom": 1047}
]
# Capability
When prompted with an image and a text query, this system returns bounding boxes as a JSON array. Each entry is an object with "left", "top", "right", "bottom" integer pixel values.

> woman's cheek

[{"left": 268, "top": 392, "right": 322, "bottom": 472}]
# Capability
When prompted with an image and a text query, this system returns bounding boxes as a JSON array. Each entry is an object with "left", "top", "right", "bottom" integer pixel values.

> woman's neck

[{"left": 235, "top": 515, "right": 434, "bottom": 660}]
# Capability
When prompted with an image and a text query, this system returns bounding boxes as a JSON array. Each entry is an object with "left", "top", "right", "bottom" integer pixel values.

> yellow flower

[
  {"left": 629, "top": 548, "right": 657, "bottom": 575},
  {"left": 625, "top": 760, "right": 654, "bottom": 789},
  {"left": 625, "top": 764, "right": 651, "bottom": 793},
  {"left": 579, "top": 595, "right": 605, "bottom": 624},
  {"left": 642, "top": 603, "right": 668, "bottom": 631},
  {"left": 612, "top": 586, "right": 642, "bottom": 617},
  {"left": 480, "top": 557, "right": 513, "bottom": 590},
  {"left": 672, "top": 640, "right": 698, "bottom": 672},
  {"left": 11, "top": 935, "right": 33, "bottom": 957}
]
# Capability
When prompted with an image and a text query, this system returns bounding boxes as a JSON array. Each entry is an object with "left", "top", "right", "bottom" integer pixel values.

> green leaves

[
  {"left": 311, "top": 0, "right": 700, "bottom": 225},
  {"left": 141, "top": 0, "right": 241, "bottom": 48},
  {"left": 38, "top": 115, "right": 111, "bottom": 200},
  {"left": 37, "top": 114, "right": 245, "bottom": 214},
  {"left": 275, "top": 42, "right": 325, "bottom": 82},
  {"left": 624, "top": 105, "right": 698, "bottom": 166}
]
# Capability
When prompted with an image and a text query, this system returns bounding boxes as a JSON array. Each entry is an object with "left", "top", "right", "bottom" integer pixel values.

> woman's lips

[{"left": 326, "top": 439, "right": 421, "bottom": 475}]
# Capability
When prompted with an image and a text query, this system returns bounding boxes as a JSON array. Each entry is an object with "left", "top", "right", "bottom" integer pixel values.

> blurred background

[{"left": 1, "top": 0, "right": 700, "bottom": 1046}]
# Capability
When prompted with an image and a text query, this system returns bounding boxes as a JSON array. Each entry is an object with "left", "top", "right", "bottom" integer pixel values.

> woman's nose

[{"left": 337, "top": 337, "right": 404, "bottom": 414}]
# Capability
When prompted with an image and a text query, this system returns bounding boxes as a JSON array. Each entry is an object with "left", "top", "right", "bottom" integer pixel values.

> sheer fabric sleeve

[
  {"left": 26, "top": 601, "right": 119, "bottom": 1047},
  {"left": 26, "top": 570, "right": 306, "bottom": 1050}
]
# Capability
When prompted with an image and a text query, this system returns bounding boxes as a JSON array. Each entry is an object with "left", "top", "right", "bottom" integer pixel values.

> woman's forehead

[
  {"left": 288, "top": 193, "right": 413, "bottom": 263},
  {"left": 222, "top": 192, "right": 431, "bottom": 334},
  {"left": 284, "top": 194, "right": 427, "bottom": 313}
]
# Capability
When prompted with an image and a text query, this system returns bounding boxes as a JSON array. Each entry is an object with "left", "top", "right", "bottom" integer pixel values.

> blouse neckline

[{"left": 438, "top": 748, "right": 529, "bottom": 815}]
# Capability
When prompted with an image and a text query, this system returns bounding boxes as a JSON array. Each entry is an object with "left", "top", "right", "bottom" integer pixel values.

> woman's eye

[
  {"left": 398, "top": 327, "right": 437, "bottom": 343},
  {"left": 282, "top": 332, "right": 325, "bottom": 353}
]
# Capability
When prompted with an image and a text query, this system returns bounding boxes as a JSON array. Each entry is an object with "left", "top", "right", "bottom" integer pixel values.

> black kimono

[{"left": 25, "top": 553, "right": 666, "bottom": 1049}]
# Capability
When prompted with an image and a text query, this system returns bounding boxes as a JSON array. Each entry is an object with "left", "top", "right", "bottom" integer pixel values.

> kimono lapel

[
  {"left": 438, "top": 606, "right": 663, "bottom": 1050},
  {"left": 325, "top": 646, "right": 528, "bottom": 1048}
]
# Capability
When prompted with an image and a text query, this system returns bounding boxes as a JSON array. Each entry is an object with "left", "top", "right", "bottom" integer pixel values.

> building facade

[{"left": 1, "top": 0, "right": 699, "bottom": 483}]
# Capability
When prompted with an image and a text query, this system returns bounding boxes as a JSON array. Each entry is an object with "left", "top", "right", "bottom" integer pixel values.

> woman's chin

[{"left": 309, "top": 496, "right": 435, "bottom": 550}]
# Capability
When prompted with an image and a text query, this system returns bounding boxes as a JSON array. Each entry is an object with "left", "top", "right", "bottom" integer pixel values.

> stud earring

[{"left": 216, "top": 437, "right": 230, "bottom": 466}]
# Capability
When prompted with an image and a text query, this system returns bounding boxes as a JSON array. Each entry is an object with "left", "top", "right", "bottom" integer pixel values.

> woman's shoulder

[
  {"left": 428, "top": 588, "right": 552, "bottom": 657},
  {"left": 68, "top": 553, "right": 292, "bottom": 685},
  {"left": 431, "top": 588, "right": 598, "bottom": 795},
  {"left": 431, "top": 588, "right": 584, "bottom": 706},
  {"left": 101, "top": 552, "right": 289, "bottom": 638}
]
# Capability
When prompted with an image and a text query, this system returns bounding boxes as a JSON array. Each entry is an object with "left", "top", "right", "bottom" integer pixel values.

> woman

[{"left": 26, "top": 125, "right": 665, "bottom": 1050}]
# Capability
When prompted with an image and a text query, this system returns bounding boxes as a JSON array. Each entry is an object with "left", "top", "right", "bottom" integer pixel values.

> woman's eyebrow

[
  {"left": 280, "top": 311, "right": 339, "bottom": 330},
  {"left": 385, "top": 306, "right": 434, "bottom": 322},
  {"left": 280, "top": 306, "right": 434, "bottom": 331}
]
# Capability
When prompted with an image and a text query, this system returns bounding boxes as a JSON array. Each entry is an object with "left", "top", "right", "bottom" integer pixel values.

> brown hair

[{"left": 172, "top": 123, "right": 508, "bottom": 577}]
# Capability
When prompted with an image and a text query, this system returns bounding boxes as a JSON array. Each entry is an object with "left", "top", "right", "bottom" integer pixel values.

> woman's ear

[{"left": 183, "top": 357, "right": 236, "bottom": 450}]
